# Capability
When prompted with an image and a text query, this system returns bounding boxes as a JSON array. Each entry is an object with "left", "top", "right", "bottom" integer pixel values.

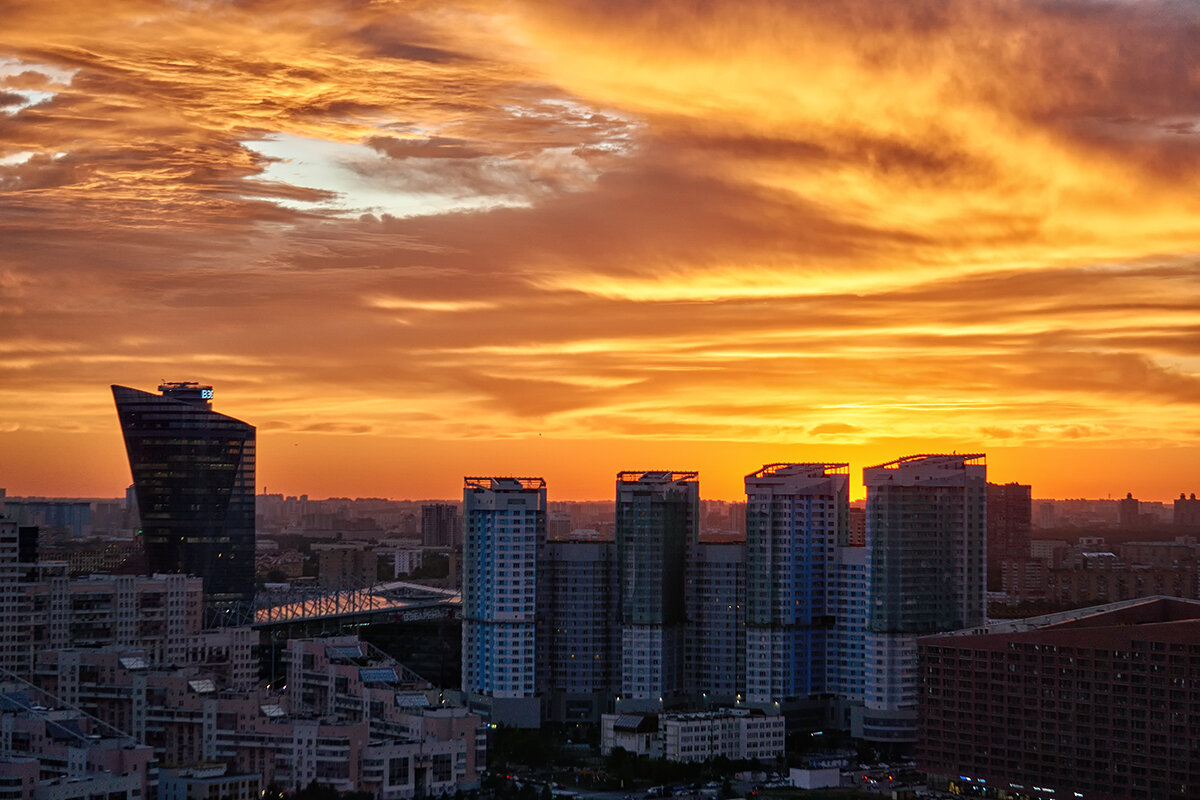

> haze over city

[{"left": 3, "top": 1, "right": 1200, "bottom": 501}]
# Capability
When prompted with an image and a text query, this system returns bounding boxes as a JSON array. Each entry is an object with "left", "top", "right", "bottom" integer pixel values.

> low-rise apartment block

[{"left": 601, "top": 708, "right": 784, "bottom": 762}]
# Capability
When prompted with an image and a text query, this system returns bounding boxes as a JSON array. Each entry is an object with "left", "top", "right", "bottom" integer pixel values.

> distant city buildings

[
  {"left": 27, "top": 634, "right": 485, "bottom": 799},
  {"left": 1001, "top": 530, "right": 1200, "bottom": 608},
  {"left": 112, "top": 382, "right": 256, "bottom": 610},
  {"left": 986, "top": 481, "right": 1031, "bottom": 577},
  {"left": 1, "top": 498, "right": 92, "bottom": 539},
  {"left": 285, "top": 636, "right": 485, "bottom": 797},
  {"left": 1119, "top": 491, "right": 1141, "bottom": 528},
  {"left": 313, "top": 542, "right": 377, "bottom": 590},
  {"left": 421, "top": 503, "right": 459, "bottom": 548},
  {"left": 377, "top": 542, "right": 425, "bottom": 579},
  {"left": 0, "top": 503, "right": 484, "bottom": 799},
  {"left": 0, "top": 517, "right": 258, "bottom": 681},
  {"left": 20, "top": 384, "right": 1200, "bottom": 789}
]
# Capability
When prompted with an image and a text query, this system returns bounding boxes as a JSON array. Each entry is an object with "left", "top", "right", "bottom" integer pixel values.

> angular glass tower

[{"left": 112, "top": 383, "right": 255, "bottom": 610}]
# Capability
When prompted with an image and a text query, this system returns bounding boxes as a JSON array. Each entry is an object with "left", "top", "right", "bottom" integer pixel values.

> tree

[{"left": 294, "top": 782, "right": 340, "bottom": 800}]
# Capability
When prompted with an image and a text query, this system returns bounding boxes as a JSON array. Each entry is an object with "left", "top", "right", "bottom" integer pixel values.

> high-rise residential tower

[
  {"left": 461, "top": 477, "right": 546, "bottom": 727},
  {"left": 687, "top": 538, "right": 745, "bottom": 707},
  {"left": 543, "top": 536, "right": 619, "bottom": 726},
  {"left": 112, "top": 382, "right": 255, "bottom": 610},
  {"left": 858, "top": 453, "right": 986, "bottom": 742},
  {"left": 615, "top": 471, "right": 699, "bottom": 712},
  {"left": 0, "top": 517, "right": 23, "bottom": 675},
  {"left": 744, "top": 463, "right": 866, "bottom": 724}
]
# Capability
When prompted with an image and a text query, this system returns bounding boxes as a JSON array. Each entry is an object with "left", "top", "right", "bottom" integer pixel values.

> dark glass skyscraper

[
  {"left": 112, "top": 382, "right": 255, "bottom": 609},
  {"left": 615, "top": 470, "right": 698, "bottom": 712}
]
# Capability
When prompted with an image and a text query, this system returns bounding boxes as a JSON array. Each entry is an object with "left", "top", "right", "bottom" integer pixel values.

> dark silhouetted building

[
  {"left": 987, "top": 482, "right": 1031, "bottom": 575},
  {"left": 1176, "top": 493, "right": 1200, "bottom": 529},
  {"left": 1119, "top": 491, "right": 1140, "bottom": 527},
  {"left": 112, "top": 382, "right": 255, "bottom": 610},
  {"left": 421, "top": 503, "right": 459, "bottom": 547},
  {"left": 919, "top": 596, "right": 1200, "bottom": 800},
  {"left": 17, "top": 525, "right": 38, "bottom": 564}
]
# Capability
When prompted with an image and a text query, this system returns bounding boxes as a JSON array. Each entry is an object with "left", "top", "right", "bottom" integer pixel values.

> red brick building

[{"left": 919, "top": 597, "right": 1200, "bottom": 800}]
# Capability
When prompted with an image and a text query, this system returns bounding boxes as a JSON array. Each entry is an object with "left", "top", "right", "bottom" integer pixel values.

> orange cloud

[{"left": 1, "top": 0, "right": 1199, "bottom": 501}]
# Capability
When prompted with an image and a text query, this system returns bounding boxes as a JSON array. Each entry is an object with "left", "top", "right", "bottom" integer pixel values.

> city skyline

[{"left": 4, "top": 2, "right": 1200, "bottom": 503}]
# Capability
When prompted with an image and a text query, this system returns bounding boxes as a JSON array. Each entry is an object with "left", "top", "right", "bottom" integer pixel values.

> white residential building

[
  {"left": 743, "top": 464, "right": 866, "bottom": 727},
  {"left": 461, "top": 477, "right": 546, "bottom": 727},
  {"left": 601, "top": 708, "right": 784, "bottom": 763}
]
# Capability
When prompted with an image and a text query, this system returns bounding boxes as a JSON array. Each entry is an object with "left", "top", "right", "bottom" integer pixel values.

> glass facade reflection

[{"left": 112, "top": 383, "right": 255, "bottom": 609}]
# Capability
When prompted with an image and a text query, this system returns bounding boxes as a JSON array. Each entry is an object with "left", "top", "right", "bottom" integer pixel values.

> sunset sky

[{"left": 2, "top": 0, "right": 1199, "bottom": 502}]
